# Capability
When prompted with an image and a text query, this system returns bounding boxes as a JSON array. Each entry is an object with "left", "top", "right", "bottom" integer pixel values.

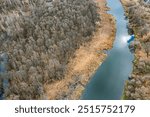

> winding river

[{"left": 81, "top": 0, "right": 134, "bottom": 100}]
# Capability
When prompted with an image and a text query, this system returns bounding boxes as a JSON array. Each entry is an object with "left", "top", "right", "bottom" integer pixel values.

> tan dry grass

[{"left": 44, "top": 0, "right": 116, "bottom": 100}]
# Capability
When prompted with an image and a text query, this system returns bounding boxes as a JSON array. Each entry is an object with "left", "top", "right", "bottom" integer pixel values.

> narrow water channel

[
  {"left": 0, "top": 53, "right": 8, "bottom": 99},
  {"left": 81, "top": 0, "right": 134, "bottom": 100}
]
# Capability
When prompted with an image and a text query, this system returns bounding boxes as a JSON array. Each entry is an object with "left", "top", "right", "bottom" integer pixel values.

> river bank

[
  {"left": 121, "top": 0, "right": 150, "bottom": 99},
  {"left": 45, "top": 0, "right": 116, "bottom": 99}
]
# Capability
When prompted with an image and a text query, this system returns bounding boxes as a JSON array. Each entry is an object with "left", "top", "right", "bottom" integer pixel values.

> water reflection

[{"left": 81, "top": 0, "right": 134, "bottom": 100}]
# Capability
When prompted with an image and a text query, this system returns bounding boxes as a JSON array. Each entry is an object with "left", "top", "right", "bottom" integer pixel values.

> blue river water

[
  {"left": 0, "top": 53, "right": 8, "bottom": 99},
  {"left": 81, "top": 0, "right": 134, "bottom": 100}
]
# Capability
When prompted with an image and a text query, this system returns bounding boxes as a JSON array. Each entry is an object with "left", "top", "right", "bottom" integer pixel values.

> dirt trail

[{"left": 45, "top": 0, "right": 116, "bottom": 99}]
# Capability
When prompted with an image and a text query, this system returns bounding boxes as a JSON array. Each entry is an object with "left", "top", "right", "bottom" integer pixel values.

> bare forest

[
  {"left": 122, "top": 0, "right": 150, "bottom": 99},
  {"left": 0, "top": 0, "right": 100, "bottom": 99}
]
